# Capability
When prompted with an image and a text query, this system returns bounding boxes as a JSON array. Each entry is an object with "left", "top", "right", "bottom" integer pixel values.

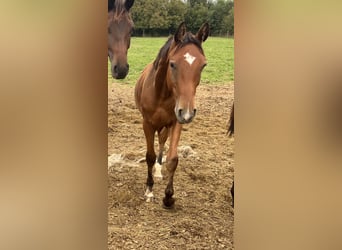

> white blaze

[
  {"left": 184, "top": 52, "right": 196, "bottom": 65},
  {"left": 183, "top": 103, "right": 191, "bottom": 121}
]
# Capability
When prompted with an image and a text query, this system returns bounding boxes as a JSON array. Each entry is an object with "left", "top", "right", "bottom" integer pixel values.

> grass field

[{"left": 108, "top": 37, "right": 234, "bottom": 85}]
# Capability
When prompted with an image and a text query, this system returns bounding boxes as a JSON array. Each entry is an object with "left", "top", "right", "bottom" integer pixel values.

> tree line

[{"left": 131, "top": 0, "right": 234, "bottom": 37}]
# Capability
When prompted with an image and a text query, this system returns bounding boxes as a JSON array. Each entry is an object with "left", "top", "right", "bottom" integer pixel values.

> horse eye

[{"left": 170, "top": 62, "right": 176, "bottom": 69}]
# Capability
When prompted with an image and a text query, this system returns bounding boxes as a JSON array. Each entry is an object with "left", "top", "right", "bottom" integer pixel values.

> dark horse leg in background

[
  {"left": 230, "top": 181, "right": 234, "bottom": 208},
  {"left": 154, "top": 127, "right": 168, "bottom": 180},
  {"left": 228, "top": 103, "right": 234, "bottom": 208},
  {"left": 227, "top": 103, "right": 234, "bottom": 136},
  {"left": 157, "top": 127, "right": 168, "bottom": 165}
]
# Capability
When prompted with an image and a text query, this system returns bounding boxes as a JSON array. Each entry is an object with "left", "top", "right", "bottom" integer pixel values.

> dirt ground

[{"left": 108, "top": 82, "right": 234, "bottom": 249}]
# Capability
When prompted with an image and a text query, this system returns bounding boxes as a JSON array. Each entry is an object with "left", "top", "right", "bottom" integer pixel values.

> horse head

[
  {"left": 108, "top": 0, "right": 134, "bottom": 79},
  {"left": 166, "top": 22, "right": 210, "bottom": 124}
]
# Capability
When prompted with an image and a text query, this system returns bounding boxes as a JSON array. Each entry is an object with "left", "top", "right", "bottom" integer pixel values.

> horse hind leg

[
  {"left": 143, "top": 121, "right": 156, "bottom": 202},
  {"left": 154, "top": 127, "right": 168, "bottom": 180}
]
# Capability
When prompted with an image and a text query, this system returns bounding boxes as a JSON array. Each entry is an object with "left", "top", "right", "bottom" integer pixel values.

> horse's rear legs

[{"left": 154, "top": 127, "right": 168, "bottom": 180}]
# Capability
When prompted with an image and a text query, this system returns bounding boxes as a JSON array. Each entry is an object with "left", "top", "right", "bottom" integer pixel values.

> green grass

[{"left": 108, "top": 37, "right": 234, "bottom": 85}]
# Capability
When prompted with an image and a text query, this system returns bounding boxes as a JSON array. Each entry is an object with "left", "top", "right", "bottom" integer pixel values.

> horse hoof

[
  {"left": 146, "top": 196, "right": 154, "bottom": 203},
  {"left": 162, "top": 197, "right": 175, "bottom": 209},
  {"left": 144, "top": 189, "right": 154, "bottom": 202},
  {"left": 154, "top": 174, "right": 163, "bottom": 182}
]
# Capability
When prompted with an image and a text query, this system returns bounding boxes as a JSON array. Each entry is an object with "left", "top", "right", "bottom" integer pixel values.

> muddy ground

[{"left": 108, "top": 82, "right": 234, "bottom": 249}]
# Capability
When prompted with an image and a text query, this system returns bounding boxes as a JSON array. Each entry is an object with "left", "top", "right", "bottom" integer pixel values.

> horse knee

[
  {"left": 146, "top": 152, "right": 156, "bottom": 166},
  {"left": 166, "top": 156, "right": 178, "bottom": 172}
]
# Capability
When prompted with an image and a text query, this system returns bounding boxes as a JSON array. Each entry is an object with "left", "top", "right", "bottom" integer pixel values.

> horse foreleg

[
  {"left": 154, "top": 127, "right": 168, "bottom": 180},
  {"left": 143, "top": 121, "right": 156, "bottom": 202},
  {"left": 163, "top": 123, "right": 182, "bottom": 208}
]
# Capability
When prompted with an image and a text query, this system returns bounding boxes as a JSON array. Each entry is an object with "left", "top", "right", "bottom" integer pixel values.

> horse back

[{"left": 135, "top": 63, "right": 154, "bottom": 112}]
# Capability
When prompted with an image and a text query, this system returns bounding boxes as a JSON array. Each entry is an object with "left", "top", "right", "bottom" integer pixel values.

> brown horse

[
  {"left": 135, "top": 22, "right": 210, "bottom": 208},
  {"left": 108, "top": 0, "right": 134, "bottom": 79}
]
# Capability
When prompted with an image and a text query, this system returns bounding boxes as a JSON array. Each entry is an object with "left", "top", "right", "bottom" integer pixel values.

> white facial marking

[
  {"left": 183, "top": 103, "right": 191, "bottom": 121},
  {"left": 184, "top": 52, "right": 196, "bottom": 66}
]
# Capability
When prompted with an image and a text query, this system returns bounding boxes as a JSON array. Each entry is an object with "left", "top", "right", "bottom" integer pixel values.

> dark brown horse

[
  {"left": 108, "top": 0, "right": 134, "bottom": 79},
  {"left": 135, "top": 22, "right": 210, "bottom": 208},
  {"left": 228, "top": 102, "right": 234, "bottom": 207}
]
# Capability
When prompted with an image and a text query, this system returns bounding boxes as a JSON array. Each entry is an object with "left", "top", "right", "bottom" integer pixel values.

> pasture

[
  {"left": 108, "top": 37, "right": 234, "bottom": 85},
  {"left": 108, "top": 36, "right": 234, "bottom": 249}
]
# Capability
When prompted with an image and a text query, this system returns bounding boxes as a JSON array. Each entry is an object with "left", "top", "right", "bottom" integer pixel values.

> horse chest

[{"left": 144, "top": 105, "right": 175, "bottom": 128}]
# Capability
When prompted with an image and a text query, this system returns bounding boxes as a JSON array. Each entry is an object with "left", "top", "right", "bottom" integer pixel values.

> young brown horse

[
  {"left": 108, "top": 0, "right": 134, "bottom": 79},
  {"left": 135, "top": 22, "right": 210, "bottom": 208}
]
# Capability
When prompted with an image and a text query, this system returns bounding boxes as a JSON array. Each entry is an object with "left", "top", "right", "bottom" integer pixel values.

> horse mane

[
  {"left": 108, "top": 0, "right": 114, "bottom": 12},
  {"left": 108, "top": 0, "right": 133, "bottom": 24},
  {"left": 153, "top": 37, "right": 173, "bottom": 69},
  {"left": 153, "top": 32, "right": 204, "bottom": 70}
]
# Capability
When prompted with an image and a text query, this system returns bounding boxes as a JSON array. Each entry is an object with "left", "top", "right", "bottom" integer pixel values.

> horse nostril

[
  {"left": 178, "top": 109, "right": 182, "bottom": 117},
  {"left": 126, "top": 64, "right": 129, "bottom": 70},
  {"left": 193, "top": 109, "right": 197, "bottom": 115},
  {"left": 113, "top": 65, "right": 118, "bottom": 73}
]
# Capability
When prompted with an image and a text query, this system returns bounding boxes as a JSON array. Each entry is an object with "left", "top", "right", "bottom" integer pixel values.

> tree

[
  {"left": 209, "top": 0, "right": 234, "bottom": 36},
  {"left": 185, "top": 1, "right": 209, "bottom": 32},
  {"left": 131, "top": 0, "right": 169, "bottom": 36},
  {"left": 130, "top": 0, "right": 234, "bottom": 37},
  {"left": 225, "top": 6, "right": 234, "bottom": 36},
  {"left": 167, "top": 0, "right": 187, "bottom": 34}
]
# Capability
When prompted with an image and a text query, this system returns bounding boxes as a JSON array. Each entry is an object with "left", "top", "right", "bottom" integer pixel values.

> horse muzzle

[
  {"left": 112, "top": 63, "right": 129, "bottom": 79},
  {"left": 175, "top": 108, "right": 197, "bottom": 124}
]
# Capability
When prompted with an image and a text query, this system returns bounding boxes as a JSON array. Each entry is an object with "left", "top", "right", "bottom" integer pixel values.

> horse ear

[
  {"left": 125, "top": 0, "right": 134, "bottom": 11},
  {"left": 174, "top": 22, "right": 187, "bottom": 43},
  {"left": 108, "top": 0, "right": 115, "bottom": 12},
  {"left": 196, "top": 22, "right": 210, "bottom": 42}
]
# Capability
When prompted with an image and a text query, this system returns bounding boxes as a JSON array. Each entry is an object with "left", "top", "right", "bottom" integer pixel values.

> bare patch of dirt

[{"left": 108, "top": 82, "right": 234, "bottom": 249}]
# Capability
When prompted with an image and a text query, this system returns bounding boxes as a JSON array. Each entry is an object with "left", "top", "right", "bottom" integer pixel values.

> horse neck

[{"left": 154, "top": 63, "right": 172, "bottom": 100}]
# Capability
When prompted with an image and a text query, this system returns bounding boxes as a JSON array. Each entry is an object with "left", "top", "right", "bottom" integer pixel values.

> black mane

[
  {"left": 153, "top": 32, "right": 204, "bottom": 70},
  {"left": 108, "top": 0, "right": 127, "bottom": 14},
  {"left": 108, "top": 0, "right": 114, "bottom": 12}
]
